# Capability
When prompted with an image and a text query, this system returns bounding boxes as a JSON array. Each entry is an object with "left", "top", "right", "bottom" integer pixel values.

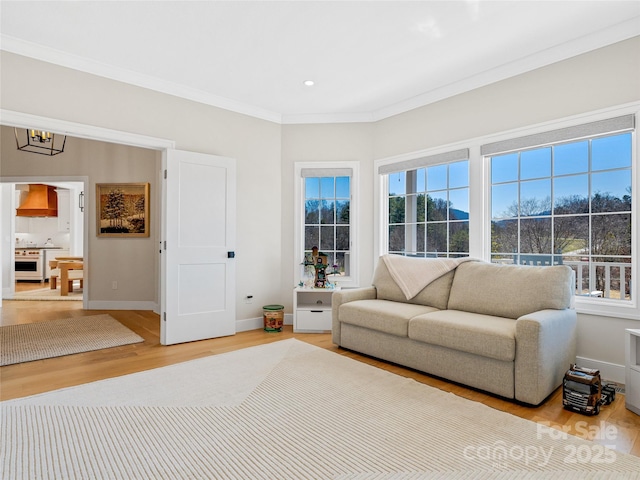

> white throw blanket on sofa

[{"left": 381, "top": 254, "right": 475, "bottom": 300}]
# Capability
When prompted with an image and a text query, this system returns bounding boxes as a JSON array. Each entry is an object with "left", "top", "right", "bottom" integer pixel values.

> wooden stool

[
  {"left": 49, "top": 258, "right": 84, "bottom": 295},
  {"left": 50, "top": 269, "right": 83, "bottom": 292}
]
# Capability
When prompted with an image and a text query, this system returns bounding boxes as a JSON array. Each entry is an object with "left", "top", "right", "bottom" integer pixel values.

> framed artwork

[{"left": 96, "top": 183, "right": 150, "bottom": 237}]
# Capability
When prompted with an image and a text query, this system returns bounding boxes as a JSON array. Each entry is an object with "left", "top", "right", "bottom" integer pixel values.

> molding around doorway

[
  {"left": 1, "top": 109, "right": 175, "bottom": 313},
  {"left": 0, "top": 110, "right": 175, "bottom": 150}
]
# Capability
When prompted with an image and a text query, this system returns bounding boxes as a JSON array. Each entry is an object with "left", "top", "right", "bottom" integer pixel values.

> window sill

[
  {"left": 327, "top": 275, "right": 358, "bottom": 289},
  {"left": 574, "top": 298, "right": 640, "bottom": 320}
]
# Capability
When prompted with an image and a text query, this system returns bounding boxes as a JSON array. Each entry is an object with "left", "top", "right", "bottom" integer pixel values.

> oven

[{"left": 15, "top": 249, "right": 44, "bottom": 281}]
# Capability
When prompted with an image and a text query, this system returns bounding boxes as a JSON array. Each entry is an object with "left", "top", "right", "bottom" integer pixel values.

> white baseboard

[
  {"left": 575, "top": 356, "right": 626, "bottom": 385},
  {"left": 236, "top": 317, "right": 262, "bottom": 332},
  {"left": 87, "top": 300, "right": 158, "bottom": 311},
  {"left": 77, "top": 306, "right": 291, "bottom": 334},
  {"left": 236, "top": 313, "right": 293, "bottom": 333}
]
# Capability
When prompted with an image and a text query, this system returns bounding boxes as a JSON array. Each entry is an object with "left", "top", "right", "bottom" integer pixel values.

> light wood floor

[{"left": 1, "top": 289, "right": 639, "bottom": 458}]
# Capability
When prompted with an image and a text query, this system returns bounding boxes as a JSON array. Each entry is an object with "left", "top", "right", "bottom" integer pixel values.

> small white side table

[
  {"left": 293, "top": 287, "right": 339, "bottom": 333},
  {"left": 625, "top": 328, "right": 640, "bottom": 415}
]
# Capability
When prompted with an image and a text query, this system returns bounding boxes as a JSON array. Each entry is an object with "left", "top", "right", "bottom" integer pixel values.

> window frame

[
  {"left": 488, "top": 132, "right": 632, "bottom": 301},
  {"left": 375, "top": 103, "right": 640, "bottom": 320},
  {"left": 294, "top": 161, "right": 359, "bottom": 289},
  {"left": 385, "top": 160, "right": 471, "bottom": 258}
]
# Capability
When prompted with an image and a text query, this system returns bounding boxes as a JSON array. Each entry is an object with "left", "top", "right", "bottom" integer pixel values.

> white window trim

[
  {"left": 374, "top": 144, "right": 485, "bottom": 262},
  {"left": 375, "top": 101, "right": 640, "bottom": 320},
  {"left": 294, "top": 161, "right": 359, "bottom": 289}
]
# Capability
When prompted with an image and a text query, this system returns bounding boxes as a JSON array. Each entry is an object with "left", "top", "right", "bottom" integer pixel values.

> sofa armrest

[
  {"left": 514, "top": 309, "right": 577, "bottom": 405},
  {"left": 332, "top": 286, "right": 377, "bottom": 345}
]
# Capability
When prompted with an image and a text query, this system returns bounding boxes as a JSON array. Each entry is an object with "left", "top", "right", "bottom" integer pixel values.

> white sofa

[{"left": 332, "top": 256, "right": 577, "bottom": 405}]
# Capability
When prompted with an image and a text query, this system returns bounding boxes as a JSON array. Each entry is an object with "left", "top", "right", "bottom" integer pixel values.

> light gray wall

[
  {"left": 2, "top": 35, "right": 640, "bottom": 372},
  {"left": 370, "top": 36, "right": 640, "bottom": 373},
  {"left": 280, "top": 122, "right": 374, "bottom": 309},
  {"left": 1, "top": 128, "right": 159, "bottom": 303},
  {"left": 280, "top": 37, "right": 640, "bottom": 374},
  {"left": 373, "top": 36, "right": 640, "bottom": 158},
  {"left": 1, "top": 51, "right": 283, "bottom": 320}
]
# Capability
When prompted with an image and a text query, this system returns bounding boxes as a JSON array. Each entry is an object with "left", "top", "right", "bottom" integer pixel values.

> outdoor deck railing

[
  {"left": 494, "top": 256, "right": 631, "bottom": 300},
  {"left": 564, "top": 260, "right": 630, "bottom": 299}
]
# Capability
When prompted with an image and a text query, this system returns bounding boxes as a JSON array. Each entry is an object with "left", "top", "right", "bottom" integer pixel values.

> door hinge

[
  {"left": 164, "top": 240, "right": 167, "bottom": 250},
  {"left": 163, "top": 312, "right": 166, "bottom": 322},
  {"left": 164, "top": 169, "right": 167, "bottom": 179}
]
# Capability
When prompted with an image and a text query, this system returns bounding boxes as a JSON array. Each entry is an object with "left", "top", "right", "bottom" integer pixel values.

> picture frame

[{"left": 96, "top": 183, "right": 150, "bottom": 237}]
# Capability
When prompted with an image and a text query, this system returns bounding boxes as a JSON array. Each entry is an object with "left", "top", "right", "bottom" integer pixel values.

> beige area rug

[
  {"left": 0, "top": 315, "right": 144, "bottom": 366},
  {"left": 2, "top": 339, "right": 639, "bottom": 479},
  {"left": 12, "top": 287, "right": 82, "bottom": 301}
]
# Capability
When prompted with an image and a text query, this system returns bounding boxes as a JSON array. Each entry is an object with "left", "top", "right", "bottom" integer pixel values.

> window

[
  {"left": 295, "top": 163, "right": 358, "bottom": 287},
  {"left": 381, "top": 150, "right": 469, "bottom": 258},
  {"left": 304, "top": 175, "right": 351, "bottom": 274},
  {"left": 489, "top": 130, "right": 633, "bottom": 301},
  {"left": 376, "top": 109, "right": 638, "bottom": 318}
]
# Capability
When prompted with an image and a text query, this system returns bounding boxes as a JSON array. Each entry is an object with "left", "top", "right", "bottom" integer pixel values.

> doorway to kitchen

[
  {"left": 1, "top": 110, "right": 174, "bottom": 329},
  {"left": 3, "top": 178, "right": 87, "bottom": 305}
]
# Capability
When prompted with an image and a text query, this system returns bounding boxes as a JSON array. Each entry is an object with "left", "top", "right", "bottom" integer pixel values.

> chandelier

[{"left": 14, "top": 128, "right": 66, "bottom": 156}]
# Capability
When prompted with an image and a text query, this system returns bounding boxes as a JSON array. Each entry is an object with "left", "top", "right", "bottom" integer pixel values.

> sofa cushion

[
  {"left": 339, "top": 299, "right": 439, "bottom": 337},
  {"left": 372, "top": 259, "right": 454, "bottom": 310},
  {"left": 447, "top": 261, "right": 573, "bottom": 319},
  {"left": 408, "top": 310, "right": 516, "bottom": 362}
]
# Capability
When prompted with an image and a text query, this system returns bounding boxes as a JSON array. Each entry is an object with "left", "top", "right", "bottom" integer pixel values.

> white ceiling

[{"left": 1, "top": 1, "right": 639, "bottom": 124}]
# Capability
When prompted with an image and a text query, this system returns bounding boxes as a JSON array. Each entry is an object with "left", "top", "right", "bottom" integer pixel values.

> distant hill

[{"left": 450, "top": 208, "right": 469, "bottom": 220}]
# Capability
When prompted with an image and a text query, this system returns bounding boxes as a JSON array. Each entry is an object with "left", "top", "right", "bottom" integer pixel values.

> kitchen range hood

[{"left": 16, "top": 184, "right": 58, "bottom": 217}]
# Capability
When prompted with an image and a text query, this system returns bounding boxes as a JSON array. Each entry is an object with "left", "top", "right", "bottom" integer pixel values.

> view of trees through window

[
  {"left": 491, "top": 132, "right": 632, "bottom": 300},
  {"left": 387, "top": 160, "right": 469, "bottom": 257},
  {"left": 304, "top": 176, "right": 350, "bottom": 275}
]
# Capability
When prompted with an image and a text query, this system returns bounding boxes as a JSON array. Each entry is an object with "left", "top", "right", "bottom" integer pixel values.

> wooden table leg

[
  {"left": 49, "top": 260, "right": 58, "bottom": 290},
  {"left": 60, "top": 264, "right": 70, "bottom": 296}
]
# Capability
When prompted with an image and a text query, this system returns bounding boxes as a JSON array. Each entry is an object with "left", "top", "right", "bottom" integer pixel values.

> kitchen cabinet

[{"left": 57, "top": 189, "right": 70, "bottom": 232}]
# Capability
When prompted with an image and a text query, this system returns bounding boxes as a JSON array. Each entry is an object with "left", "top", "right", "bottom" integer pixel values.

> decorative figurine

[{"left": 313, "top": 248, "right": 328, "bottom": 288}]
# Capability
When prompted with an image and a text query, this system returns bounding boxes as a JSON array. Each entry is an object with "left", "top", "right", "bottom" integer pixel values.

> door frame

[
  {"left": 1, "top": 178, "right": 88, "bottom": 307},
  {"left": 0, "top": 109, "right": 176, "bottom": 312}
]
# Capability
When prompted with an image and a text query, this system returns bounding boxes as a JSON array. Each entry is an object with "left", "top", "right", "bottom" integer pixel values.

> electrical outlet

[
  {"left": 245, "top": 295, "right": 253, "bottom": 304},
  {"left": 112, "top": 281, "right": 118, "bottom": 290}
]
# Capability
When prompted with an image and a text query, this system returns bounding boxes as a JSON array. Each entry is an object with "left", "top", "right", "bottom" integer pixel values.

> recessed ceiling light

[{"left": 303, "top": 80, "right": 315, "bottom": 86}]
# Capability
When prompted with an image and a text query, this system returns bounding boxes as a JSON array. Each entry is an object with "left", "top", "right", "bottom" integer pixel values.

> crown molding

[
  {"left": 0, "top": 35, "right": 283, "bottom": 124},
  {"left": 369, "top": 16, "right": 640, "bottom": 123},
  {"left": 284, "top": 17, "right": 640, "bottom": 124},
  {"left": 2, "top": 15, "right": 639, "bottom": 126},
  {"left": 281, "top": 111, "right": 376, "bottom": 125}
]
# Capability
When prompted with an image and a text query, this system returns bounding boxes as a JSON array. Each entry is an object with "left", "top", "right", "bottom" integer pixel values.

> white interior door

[{"left": 161, "top": 149, "right": 236, "bottom": 345}]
